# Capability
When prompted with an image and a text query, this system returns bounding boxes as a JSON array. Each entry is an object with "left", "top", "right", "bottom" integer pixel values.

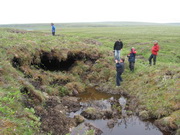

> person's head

[
  {"left": 119, "top": 39, "right": 121, "bottom": 41},
  {"left": 153, "top": 40, "right": 158, "bottom": 45},
  {"left": 120, "top": 58, "right": 125, "bottom": 63},
  {"left": 131, "top": 47, "right": 135, "bottom": 52},
  {"left": 51, "top": 23, "right": 54, "bottom": 26}
]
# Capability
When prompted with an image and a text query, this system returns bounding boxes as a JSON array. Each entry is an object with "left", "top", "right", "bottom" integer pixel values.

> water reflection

[
  {"left": 84, "top": 116, "right": 163, "bottom": 135},
  {"left": 77, "top": 87, "right": 120, "bottom": 102},
  {"left": 70, "top": 88, "right": 167, "bottom": 135},
  {"left": 119, "top": 96, "right": 127, "bottom": 117}
]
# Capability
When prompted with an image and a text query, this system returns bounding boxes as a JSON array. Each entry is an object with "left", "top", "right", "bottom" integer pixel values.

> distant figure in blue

[
  {"left": 115, "top": 58, "right": 125, "bottom": 87},
  {"left": 114, "top": 39, "right": 123, "bottom": 61},
  {"left": 51, "top": 23, "right": 55, "bottom": 36}
]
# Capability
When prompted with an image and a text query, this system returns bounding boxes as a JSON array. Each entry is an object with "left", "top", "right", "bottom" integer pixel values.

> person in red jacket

[{"left": 148, "top": 40, "right": 160, "bottom": 65}]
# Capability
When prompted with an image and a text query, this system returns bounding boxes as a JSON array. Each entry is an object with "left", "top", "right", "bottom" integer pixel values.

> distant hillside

[
  {"left": 166, "top": 23, "right": 180, "bottom": 26},
  {"left": 1, "top": 22, "right": 179, "bottom": 31}
]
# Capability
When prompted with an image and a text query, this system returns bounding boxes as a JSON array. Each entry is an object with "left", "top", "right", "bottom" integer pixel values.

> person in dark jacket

[
  {"left": 51, "top": 23, "right": 56, "bottom": 36},
  {"left": 148, "top": 40, "right": 160, "bottom": 65},
  {"left": 127, "top": 47, "right": 136, "bottom": 71},
  {"left": 115, "top": 58, "right": 125, "bottom": 86},
  {"left": 114, "top": 39, "right": 123, "bottom": 61}
]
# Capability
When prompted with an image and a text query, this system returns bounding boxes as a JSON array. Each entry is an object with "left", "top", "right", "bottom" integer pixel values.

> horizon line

[{"left": 0, "top": 21, "right": 180, "bottom": 25}]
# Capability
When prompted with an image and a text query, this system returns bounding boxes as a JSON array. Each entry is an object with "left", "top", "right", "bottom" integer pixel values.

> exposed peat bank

[{"left": 9, "top": 48, "right": 176, "bottom": 135}]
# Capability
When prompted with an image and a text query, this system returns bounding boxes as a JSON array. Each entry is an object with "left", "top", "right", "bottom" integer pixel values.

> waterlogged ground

[{"left": 68, "top": 88, "right": 169, "bottom": 135}]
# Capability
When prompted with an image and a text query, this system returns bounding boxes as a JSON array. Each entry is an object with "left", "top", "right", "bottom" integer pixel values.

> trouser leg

[
  {"left": 153, "top": 55, "right": 157, "bottom": 65},
  {"left": 148, "top": 54, "right": 153, "bottom": 65},
  {"left": 116, "top": 72, "right": 121, "bottom": 86},
  {"left": 119, "top": 50, "right": 121, "bottom": 60},
  {"left": 129, "top": 62, "right": 131, "bottom": 70},
  {"left": 129, "top": 62, "right": 134, "bottom": 71},
  {"left": 131, "top": 62, "right": 134, "bottom": 71},
  {"left": 115, "top": 50, "right": 120, "bottom": 61},
  {"left": 114, "top": 50, "right": 117, "bottom": 60},
  {"left": 119, "top": 73, "right": 123, "bottom": 81}
]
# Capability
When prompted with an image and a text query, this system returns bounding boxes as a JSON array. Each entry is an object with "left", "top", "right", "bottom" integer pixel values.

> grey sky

[{"left": 1, "top": 0, "right": 180, "bottom": 24}]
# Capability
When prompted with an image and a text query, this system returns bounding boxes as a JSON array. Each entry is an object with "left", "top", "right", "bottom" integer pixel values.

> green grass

[{"left": 0, "top": 23, "right": 180, "bottom": 134}]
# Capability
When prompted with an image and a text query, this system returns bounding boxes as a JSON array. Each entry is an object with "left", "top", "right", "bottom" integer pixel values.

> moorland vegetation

[{"left": 0, "top": 23, "right": 179, "bottom": 134}]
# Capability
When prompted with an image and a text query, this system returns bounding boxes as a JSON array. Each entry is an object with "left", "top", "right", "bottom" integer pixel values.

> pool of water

[
  {"left": 69, "top": 87, "right": 170, "bottom": 135},
  {"left": 77, "top": 87, "right": 120, "bottom": 102},
  {"left": 71, "top": 116, "right": 164, "bottom": 135}
]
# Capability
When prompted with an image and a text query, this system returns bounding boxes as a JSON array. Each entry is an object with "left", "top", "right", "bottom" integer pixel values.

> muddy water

[
  {"left": 69, "top": 88, "right": 169, "bottom": 135},
  {"left": 77, "top": 87, "right": 120, "bottom": 102}
]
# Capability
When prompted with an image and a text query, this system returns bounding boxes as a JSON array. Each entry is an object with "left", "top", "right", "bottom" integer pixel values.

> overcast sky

[{"left": 1, "top": 0, "right": 180, "bottom": 24}]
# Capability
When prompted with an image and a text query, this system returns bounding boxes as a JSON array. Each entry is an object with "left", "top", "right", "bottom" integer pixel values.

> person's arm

[
  {"left": 157, "top": 45, "right": 159, "bottom": 52},
  {"left": 120, "top": 63, "right": 124, "bottom": 73},
  {"left": 153, "top": 46, "right": 159, "bottom": 52}
]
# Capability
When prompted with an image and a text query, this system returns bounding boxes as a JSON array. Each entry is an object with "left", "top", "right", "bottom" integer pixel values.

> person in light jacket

[{"left": 114, "top": 39, "right": 123, "bottom": 61}]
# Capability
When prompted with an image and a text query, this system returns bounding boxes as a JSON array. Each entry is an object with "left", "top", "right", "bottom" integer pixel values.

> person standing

[
  {"left": 127, "top": 47, "right": 137, "bottom": 71},
  {"left": 115, "top": 58, "right": 125, "bottom": 87},
  {"left": 148, "top": 40, "right": 160, "bottom": 65},
  {"left": 114, "top": 39, "right": 123, "bottom": 61},
  {"left": 51, "top": 23, "right": 56, "bottom": 36}
]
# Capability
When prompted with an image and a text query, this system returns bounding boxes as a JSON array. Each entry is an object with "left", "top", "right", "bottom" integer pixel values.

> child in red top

[{"left": 127, "top": 47, "right": 137, "bottom": 71}]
